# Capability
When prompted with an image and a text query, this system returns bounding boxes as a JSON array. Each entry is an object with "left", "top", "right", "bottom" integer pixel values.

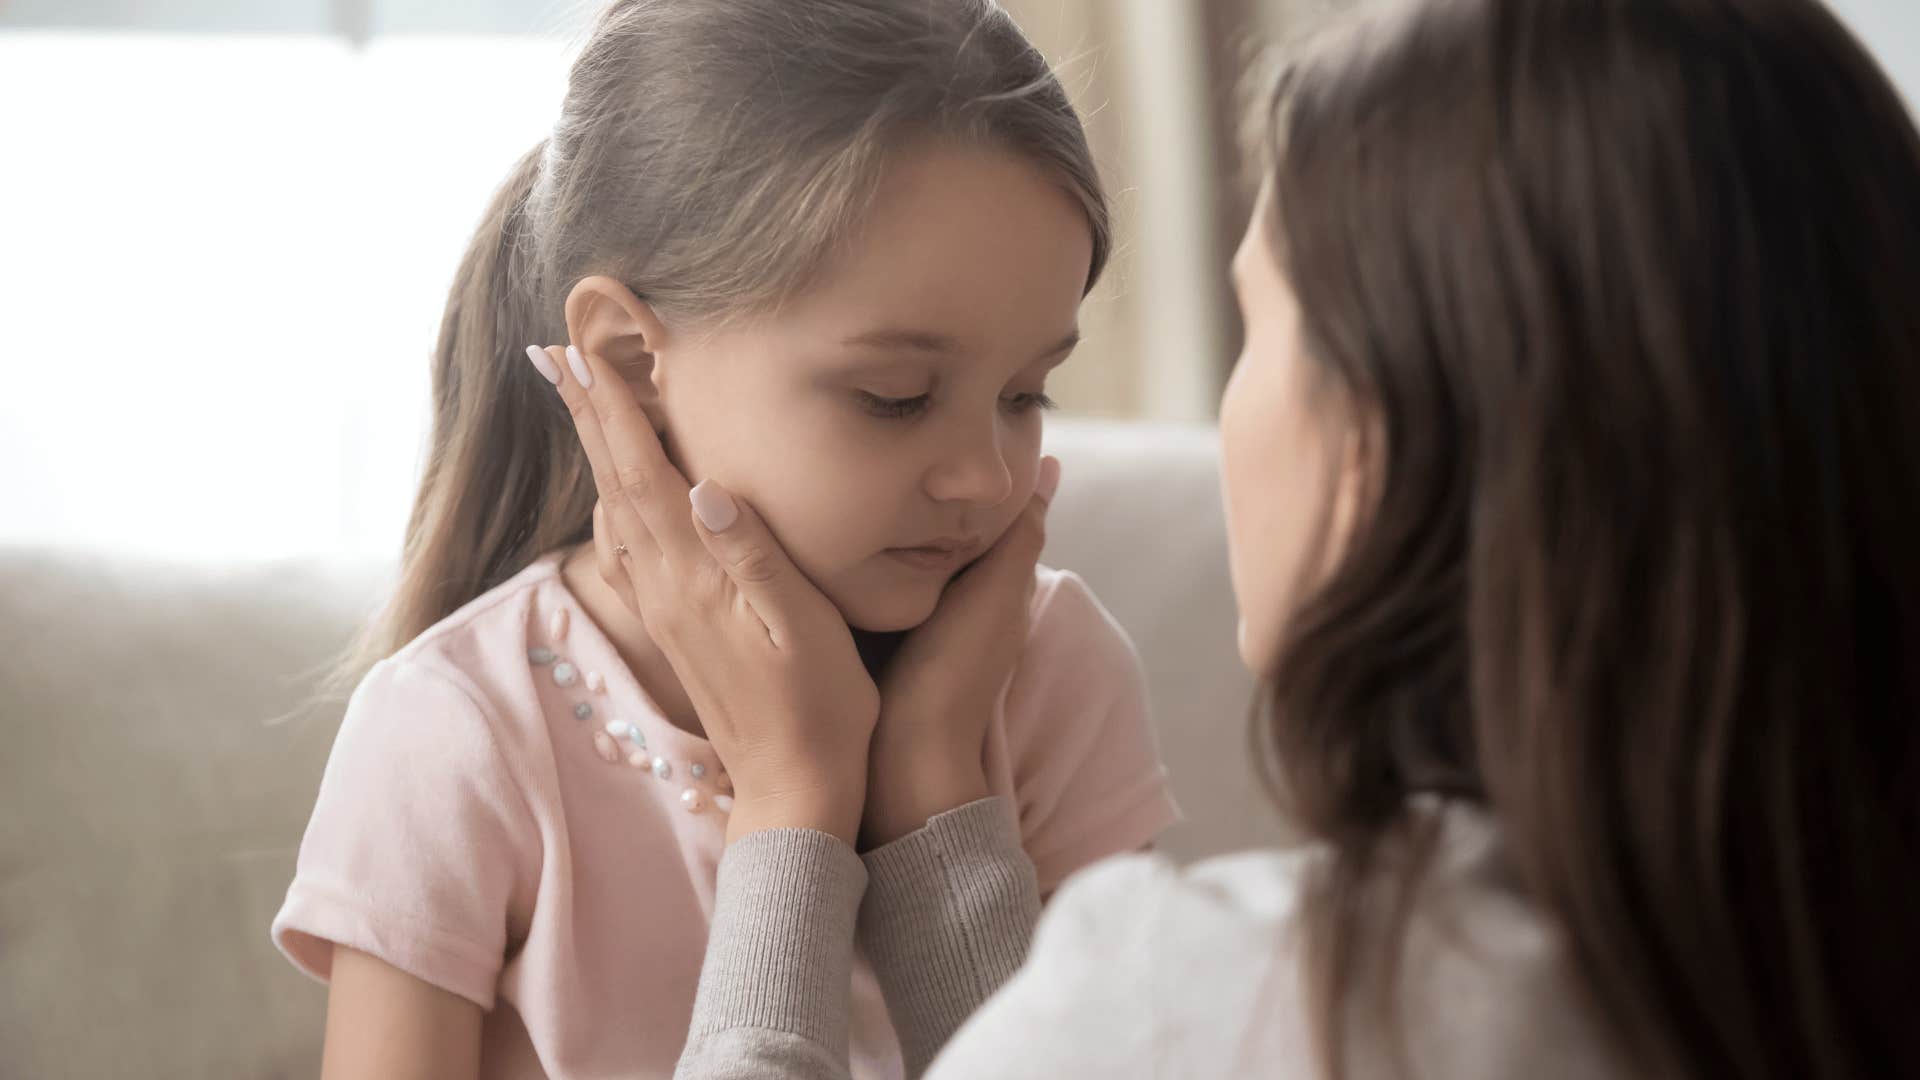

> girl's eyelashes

[
  {"left": 857, "top": 391, "right": 932, "bottom": 419},
  {"left": 855, "top": 390, "right": 1058, "bottom": 420}
]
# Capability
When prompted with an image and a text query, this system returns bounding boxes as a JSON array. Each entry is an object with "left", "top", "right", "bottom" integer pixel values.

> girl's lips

[{"left": 882, "top": 543, "right": 976, "bottom": 572}]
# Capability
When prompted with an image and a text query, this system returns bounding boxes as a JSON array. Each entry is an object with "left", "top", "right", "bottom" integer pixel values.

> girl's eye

[
  {"left": 1003, "top": 392, "right": 1058, "bottom": 414},
  {"left": 857, "top": 391, "right": 931, "bottom": 419},
  {"left": 856, "top": 390, "right": 1057, "bottom": 420}
]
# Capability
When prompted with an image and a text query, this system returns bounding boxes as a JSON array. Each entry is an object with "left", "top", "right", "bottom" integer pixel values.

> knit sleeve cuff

[
  {"left": 858, "top": 797, "right": 1041, "bottom": 1076},
  {"left": 687, "top": 827, "right": 869, "bottom": 1055}
]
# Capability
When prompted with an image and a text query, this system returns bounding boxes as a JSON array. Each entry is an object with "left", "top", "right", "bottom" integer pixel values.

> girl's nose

[{"left": 924, "top": 423, "right": 1015, "bottom": 507}]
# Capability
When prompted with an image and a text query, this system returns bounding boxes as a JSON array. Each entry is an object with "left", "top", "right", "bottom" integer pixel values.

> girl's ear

[{"left": 563, "top": 275, "right": 672, "bottom": 429}]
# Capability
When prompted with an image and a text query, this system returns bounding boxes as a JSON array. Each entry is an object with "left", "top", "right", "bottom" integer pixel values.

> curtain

[{"left": 1004, "top": 0, "right": 1304, "bottom": 421}]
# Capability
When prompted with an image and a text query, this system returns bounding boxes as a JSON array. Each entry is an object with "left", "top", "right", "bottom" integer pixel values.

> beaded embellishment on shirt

[{"left": 529, "top": 627, "right": 730, "bottom": 814}]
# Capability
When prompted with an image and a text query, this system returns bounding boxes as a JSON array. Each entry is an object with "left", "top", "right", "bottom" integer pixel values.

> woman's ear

[{"left": 563, "top": 275, "right": 672, "bottom": 430}]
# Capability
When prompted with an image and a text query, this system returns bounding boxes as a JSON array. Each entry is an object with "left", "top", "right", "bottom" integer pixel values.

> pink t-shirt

[{"left": 272, "top": 551, "right": 1179, "bottom": 1078}]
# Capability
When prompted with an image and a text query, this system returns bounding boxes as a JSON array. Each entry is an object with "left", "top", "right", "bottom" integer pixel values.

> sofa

[{"left": 0, "top": 418, "right": 1287, "bottom": 1078}]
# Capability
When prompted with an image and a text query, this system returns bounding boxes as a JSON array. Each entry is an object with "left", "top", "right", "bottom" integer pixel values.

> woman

[{"left": 551, "top": 0, "right": 1920, "bottom": 1075}]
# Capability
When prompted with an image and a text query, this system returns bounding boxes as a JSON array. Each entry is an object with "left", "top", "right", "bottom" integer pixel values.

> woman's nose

[{"left": 923, "top": 423, "right": 1015, "bottom": 507}]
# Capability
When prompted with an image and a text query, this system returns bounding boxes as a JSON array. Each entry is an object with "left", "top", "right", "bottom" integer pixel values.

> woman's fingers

[
  {"left": 592, "top": 500, "right": 639, "bottom": 611},
  {"left": 535, "top": 346, "right": 660, "bottom": 575},
  {"left": 687, "top": 479, "right": 833, "bottom": 647},
  {"left": 538, "top": 344, "right": 704, "bottom": 571}
]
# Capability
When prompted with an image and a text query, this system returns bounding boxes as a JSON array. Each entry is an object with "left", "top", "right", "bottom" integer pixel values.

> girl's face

[
  {"left": 651, "top": 141, "right": 1092, "bottom": 631},
  {"left": 1219, "top": 196, "right": 1360, "bottom": 673}
]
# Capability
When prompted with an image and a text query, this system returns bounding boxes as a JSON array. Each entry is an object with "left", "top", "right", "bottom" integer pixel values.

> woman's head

[
  {"left": 1224, "top": 0, "right": 1920, "bottom": 1075},
  {"left": 361, "top": 0, "right": 1105, "bottom": 662}
]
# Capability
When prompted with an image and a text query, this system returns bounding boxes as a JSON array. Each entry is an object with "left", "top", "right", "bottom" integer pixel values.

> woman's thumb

[{"left": 1035, "top": 454, "right": 1062, "bottom": 506}]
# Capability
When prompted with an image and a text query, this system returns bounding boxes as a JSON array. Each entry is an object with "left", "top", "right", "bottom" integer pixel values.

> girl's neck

[{"left": 556, "top": 543, "right": 707, "bottom": 740}]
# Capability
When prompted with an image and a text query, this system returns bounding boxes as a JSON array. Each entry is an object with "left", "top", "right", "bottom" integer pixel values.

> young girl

[{"left": 269, "top": 2, "right": 1178, "bottom": 1076}]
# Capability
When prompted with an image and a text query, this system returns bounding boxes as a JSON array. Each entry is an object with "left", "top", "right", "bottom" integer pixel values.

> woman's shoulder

[
  {"left": 931, "top": 845, "right": 1320, "bottom": 1078},
  {"left": 943, "top": 804, "right": 1623, "bottom": 1079},
  {"left": 1042, "top": 844, "right": 1317, "bottom": 957}
]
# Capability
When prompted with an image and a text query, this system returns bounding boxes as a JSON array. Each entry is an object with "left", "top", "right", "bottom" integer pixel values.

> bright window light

[{"left": 0, "top": 33, "right": 571, "bottom": 563}]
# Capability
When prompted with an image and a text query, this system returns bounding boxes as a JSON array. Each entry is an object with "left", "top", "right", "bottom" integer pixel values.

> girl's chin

[{"left": 831, "top": 579, "right": 945, "bottom": 633}]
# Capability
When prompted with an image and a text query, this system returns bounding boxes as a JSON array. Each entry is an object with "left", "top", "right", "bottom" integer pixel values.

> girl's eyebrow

[
  {"left": 840, "top": 328, "right": 960, "bottom": 355},
  {"left": 839, "top": 327, "right": 1082, "bottom": 365}
]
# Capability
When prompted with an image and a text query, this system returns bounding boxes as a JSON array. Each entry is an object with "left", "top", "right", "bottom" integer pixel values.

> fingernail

[
  {"left": 565, "top": 344, "right": 593, "bottom": 389},
  {"left": 525, "top": 345, "right": 561, "bottom": 385},
  {"left": 690, "top": 479, "right": 739, "bottom": 532},
  {"left": 1037, "top": 455, "right": 1062, "bottom": 502}
]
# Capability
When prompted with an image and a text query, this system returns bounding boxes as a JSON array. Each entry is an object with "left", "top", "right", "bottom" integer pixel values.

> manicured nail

[
  {"left": 565, "top": 344, "right": 592, "bottom": 388},
  {"left": 525, "top": 345, "right": 561, "bottom": 385},
  {"left": 1036, "top": 455, "right": 1062, "bottom": 503},
  {"left": 690, "top": 479, "right": 739, "bottom": 532}
]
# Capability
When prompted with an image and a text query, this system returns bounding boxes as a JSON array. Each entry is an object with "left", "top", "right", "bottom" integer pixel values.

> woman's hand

[
  {"left": 860, "top": 457, "right": 1060, "bottom": 849},
  {"left": 533, "top": 344, "right": 879, "bottom": 846}
]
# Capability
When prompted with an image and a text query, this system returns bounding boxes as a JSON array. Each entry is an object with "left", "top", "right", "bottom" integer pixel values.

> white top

[{"left": 926, "top": 799, "right": 1628, "bottom": 1079}]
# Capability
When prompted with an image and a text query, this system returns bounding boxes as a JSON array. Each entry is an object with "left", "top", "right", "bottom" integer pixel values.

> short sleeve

[
  {"left": 271, "top": 657, "right": 540, "bottom": 1009},
  {"left": 1003, "top": 570, "right": 1181, "bottom": 892}
]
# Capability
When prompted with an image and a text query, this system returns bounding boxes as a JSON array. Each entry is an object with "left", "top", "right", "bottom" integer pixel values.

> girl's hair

[
  {"left": 326, "top": 0, "right": 1108, "bottom": 696},
  {"left": 1253, "top": 0, "right": 1920, "bottom": 1076}
]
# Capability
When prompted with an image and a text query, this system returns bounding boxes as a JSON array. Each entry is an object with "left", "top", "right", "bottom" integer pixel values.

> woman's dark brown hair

[{"left": 1255, "top": 0, "right": 1920, "bottom": 1076}]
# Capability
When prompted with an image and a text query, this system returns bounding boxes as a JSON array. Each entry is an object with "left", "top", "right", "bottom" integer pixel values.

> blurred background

[
  {"left": 0, "top": 0, "right": 1271, "bottom": 564},
  {"left": 0, "top": 0, "right": 1915, "bottom": 565}
]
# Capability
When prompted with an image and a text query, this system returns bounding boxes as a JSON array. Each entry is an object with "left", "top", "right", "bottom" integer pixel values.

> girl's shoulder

[
  {"left": 1020, "top": 564, "right": 1142, "bottom": 681},
  {"left": 277, "top": 558, "right": 571, "bottom": 1006},
  {"left": 1000, "top": 567, "right": 1178, "bottom": 888},
  {"left": 388, "top": 552, "right": 565, "bottom": 670},
  {"left": 358, "top": 552, "right": 574, "bottom": 746}
]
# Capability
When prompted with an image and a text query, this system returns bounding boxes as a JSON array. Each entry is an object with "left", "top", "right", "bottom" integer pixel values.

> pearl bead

[
  {"left": 652, "top": 757, "right": 673, "bottom": 781},
  {"left": 549, "top": 608, "right": 570, "bottom": 641},
  {"left": 584, "top": 669, "right": 605, "bottom": 694},
  {"left": 552, "top": 661, "right": 578, "bottom": 688},
  {"left": 689, "top": 763, "right": 707, "bottom": 780},
  {"left": 681, "top": 788, "right": 706, "bottom": 813},
  {"left": 573, "top": 702, "right": 593, "bottom": 721},
  {"left": 713, "top": 794, "right": 734, "bottom": 813},
  {"left": 592, "top": 731, "right": 622, "bottom": 764},
  {"left": 528, "top": 647, "right": 556, "bottom": 665}
]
